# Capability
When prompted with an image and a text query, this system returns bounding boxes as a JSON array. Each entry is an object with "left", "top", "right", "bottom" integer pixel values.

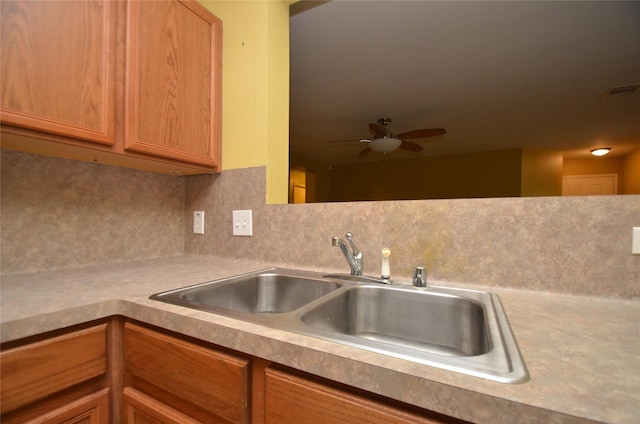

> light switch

[
  {"left": 233, "top": 210, "right": 253, "bottom": 236},
  {"left": 633, "top": 227, "right": 640, "bottom": 255}
]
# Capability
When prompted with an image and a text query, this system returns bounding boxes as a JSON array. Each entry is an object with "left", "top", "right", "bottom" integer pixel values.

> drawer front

[
  {"left": 0, "top": 324, "right": 108, "bottom": 414},
  {"left": 124, "top": 323, "right": 250, "bottom": 424},
  {"left": 123, "top": 387, "right": 202, "bottom": 424},
  {"left": 265, "top": 368, "right": 454, "bottom": 424}
]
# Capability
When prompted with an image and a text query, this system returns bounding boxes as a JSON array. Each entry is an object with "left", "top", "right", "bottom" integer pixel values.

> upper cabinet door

[
  {"left": 0, "top": 0, "right": 116, "bottom": 145},
  {"left": 125, "top": 0, "right": 222, "bottom": 169}
]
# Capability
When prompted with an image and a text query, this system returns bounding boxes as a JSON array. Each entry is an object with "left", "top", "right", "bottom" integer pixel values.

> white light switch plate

[
  {"left": 233, "top": 210, "right": 253, "bottom": 236},
  {"left": 193, "top": 211, "right": 205, "bottom": 235},
  {"left": 633, "top": 227, "right": 640, "bottom": 255}
]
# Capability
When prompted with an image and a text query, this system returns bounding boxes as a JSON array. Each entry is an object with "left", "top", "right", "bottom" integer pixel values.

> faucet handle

[
  {"left": 332, "top": 233, "right": 363, "bottom": 276},
  {"left": 345, "top": 232, "right": 361, "bottom": 258},
  {"left": 412, "top": 266, "right": 427, "bottom": 287}
]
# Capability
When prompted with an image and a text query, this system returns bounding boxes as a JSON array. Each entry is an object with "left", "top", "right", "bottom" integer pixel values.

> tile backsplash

[
  {"left": 1, "top": 150, "right": 186, "bottom": 274},
  {"left": 2, "top": 151, "right": 638, "bottom": 299},
  {"left": 185, "top": 167, "right": 640, "bottom": 299}
]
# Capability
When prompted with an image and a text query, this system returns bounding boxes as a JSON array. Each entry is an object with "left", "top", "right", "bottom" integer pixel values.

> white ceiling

[{"left": 289, "top": 0, "right": 640, "bottom": 166}]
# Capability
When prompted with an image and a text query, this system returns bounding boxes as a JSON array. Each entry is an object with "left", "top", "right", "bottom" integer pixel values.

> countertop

[{"left": 1, "top": 256, "right": 638, "bottom": 423}]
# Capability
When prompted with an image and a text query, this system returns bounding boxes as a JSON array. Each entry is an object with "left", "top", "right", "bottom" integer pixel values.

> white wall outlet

[
  {"left": 233, "top": 210, "right": 253, "bottom": 236},
  {"left": 633, "top": 227, "right": 640, "bottom": 255},
  {"left": 193, "top": 211, "right": 205, "bottom": 235}
]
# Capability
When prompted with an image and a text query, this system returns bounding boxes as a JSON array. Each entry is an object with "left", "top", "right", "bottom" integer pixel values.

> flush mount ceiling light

[{"left": 591, "top": 148, "right": 611, "bottom": 157}]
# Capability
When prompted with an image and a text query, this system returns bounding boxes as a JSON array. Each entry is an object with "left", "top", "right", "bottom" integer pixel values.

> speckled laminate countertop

[{"left": 1, "top": 256, "right": 638, "bottom": 424}]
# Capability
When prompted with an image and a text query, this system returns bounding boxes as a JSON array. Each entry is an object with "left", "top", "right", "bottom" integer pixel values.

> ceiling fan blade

[
  {"left": 327, "top": 138, "right": 372, "bottom": 148},
  {"left": 369, "top": 122, "right": 387, "bottom": 136},
  {"left": 399, "top": 140, "right": 424, "bottom": 152},
  {"left": 358, "top": 147, "right": 372, "bottom": 156},
  {"left": 327, "top": 138, "right": 361, "bottom": 144},
  {"left": 397, "top": 128, "right": 446, "bottom": 139}
]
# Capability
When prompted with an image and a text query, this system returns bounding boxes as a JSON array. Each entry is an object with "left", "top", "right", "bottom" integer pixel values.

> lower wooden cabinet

[
  {"left": 123, "top": 322, "right": 251, "bottom": 424},
  {"left": 22, "top": 389, "right": 110, "bottom": 424},
  {"left": 1, "top": 318, "right": 468, "bottom": 424},
  {"left": 0, "top": 324, "right": 110, "bottom": 424}
]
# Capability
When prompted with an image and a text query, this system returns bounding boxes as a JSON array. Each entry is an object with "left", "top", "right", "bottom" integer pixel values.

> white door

[{"left": 562, "top": 174, "right": 618, "bottom": 196}]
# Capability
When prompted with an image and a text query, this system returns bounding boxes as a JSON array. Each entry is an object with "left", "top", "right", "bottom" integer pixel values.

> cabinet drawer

[
  {"left": 265, "top": 368, "right": 460, "bottom": 424},
  {"left": 0, "top": 324, "right": 108, "bottom": 414},
  {"left": 124, "top": 323, "right": 250, "bottom": 424},
  {"left": 123, "top": 386, "right": 202, "bottom": 424}
]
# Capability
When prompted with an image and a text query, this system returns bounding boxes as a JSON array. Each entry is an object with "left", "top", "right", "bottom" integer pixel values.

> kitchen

[{"left": 1, "top": 1, "right": 638, "bottom": 423}]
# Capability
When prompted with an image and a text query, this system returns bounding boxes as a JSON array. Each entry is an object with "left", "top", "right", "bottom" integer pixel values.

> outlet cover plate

[
  {"left": 193, "top": 211, "right": 205, "bottom": 235},
  {"left": 233, "top": 210, "right": 253, "bottom": 236}
]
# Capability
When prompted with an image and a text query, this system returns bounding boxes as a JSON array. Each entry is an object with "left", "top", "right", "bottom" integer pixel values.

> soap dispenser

[{"left": 381, "top": 247, "right": 391, "bottom": 281}]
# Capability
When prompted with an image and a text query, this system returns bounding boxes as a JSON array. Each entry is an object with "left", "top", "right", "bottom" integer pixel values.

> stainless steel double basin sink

[{"left": 150, "top": 268, "right": 529, "bottom": 383}]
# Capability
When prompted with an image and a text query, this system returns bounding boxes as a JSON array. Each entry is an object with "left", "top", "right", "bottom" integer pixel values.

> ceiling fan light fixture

[
  {"left": 591, "top": 147, "right": 611, "bottom": 157},
  {"left": 370, "top": 137, "right": 402, "bottom": 154}
]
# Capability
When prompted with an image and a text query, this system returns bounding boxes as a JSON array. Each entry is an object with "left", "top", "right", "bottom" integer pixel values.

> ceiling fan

[{"left": 329, "top": 118, "right": 446, "bottom": 156}]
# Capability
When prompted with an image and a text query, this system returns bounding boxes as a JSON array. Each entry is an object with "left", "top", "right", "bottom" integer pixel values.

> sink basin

[
  {"left": 150, "top": 268, "right": 529, "bottom": 383},
  {"left": 151, "top": 270, "right": 341, "bottom": 314},
  {"left": 301, "top": 286, "right": 489, "bottom": 357}
]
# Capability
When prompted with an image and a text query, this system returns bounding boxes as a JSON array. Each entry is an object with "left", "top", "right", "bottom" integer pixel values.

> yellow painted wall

[
  {"left": 304, "top": 148, "right": 564, "bottom": 201},
  {"left": 622, "top": 147, "right": 640, "bottom": 194},
  {"left": 328, "top": 149, "right": 524, "bottom": 201},
  {"left": 200, "top": 0, "right": 291, "bottom": 204},
  {"left": 521, "top": 149, "right": 563, "bottom": 196},
  {"left": 563, "top": 157, "right": 624, "bottom": 176},
  {"left": 265, "top": 0, "right": 292, "bottom": 204}
]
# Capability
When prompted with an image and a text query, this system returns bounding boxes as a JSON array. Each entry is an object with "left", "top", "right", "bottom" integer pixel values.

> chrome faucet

[{"left": 332, "top": 232, "right": 363, "bottom": 276}]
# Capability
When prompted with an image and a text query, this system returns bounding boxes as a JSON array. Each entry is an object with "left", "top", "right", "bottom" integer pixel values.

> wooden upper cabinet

[
  {"left": 124, "top": 0, "right": 222, "bottom": 169},
  {"left": 0, "top": 0, "right": 116, "bottom": 145},
  {"left": 1, "top": 0, "right": 222, "bottom": 174}
]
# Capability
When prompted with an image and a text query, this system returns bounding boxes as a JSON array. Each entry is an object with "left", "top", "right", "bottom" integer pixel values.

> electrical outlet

[
  {"left": 233, "top": 210, "right": 253, "bottom": 236},
  {"left": 633, "top": 227, "right": 640, "bottom": 255},
  {"left": 193, "top": 211, "right": 205, "bottom": 234}
]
